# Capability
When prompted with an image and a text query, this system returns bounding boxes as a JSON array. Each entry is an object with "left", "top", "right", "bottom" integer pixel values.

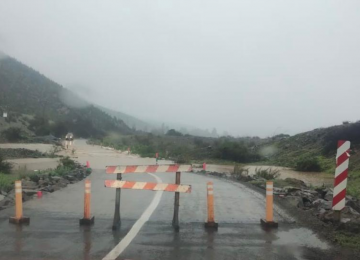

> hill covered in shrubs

[{"left": 0, "top": 54, "right": 132, "bottom": 141}]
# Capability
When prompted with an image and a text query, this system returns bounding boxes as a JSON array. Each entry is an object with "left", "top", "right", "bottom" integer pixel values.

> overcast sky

[{"left": 1, "top": 0, "right": 360, "bottom": 137}]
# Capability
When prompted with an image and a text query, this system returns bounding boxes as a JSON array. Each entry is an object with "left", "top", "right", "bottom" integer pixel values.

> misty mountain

[
  {"left": 0, "top": 54, "right": 132, "bottom": 138},
  {"left": 96, "top": 105, "right": 152, "bottom": 132}
]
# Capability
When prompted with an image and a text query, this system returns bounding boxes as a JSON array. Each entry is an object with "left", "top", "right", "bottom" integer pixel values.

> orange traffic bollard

[
  {"left": 80, "top": 179, "right": 94, "bottom": 225},
  {"left": 205, "top": 181, "right": 218, "bottom": 229},
  {"left": 260, "top": 181, "right": 278, "bottom": 228},
  {"left": 9, "top": 180, "right": 30, "bottom": 225},
  {"left": 86, "top": 161, "right": 90, "bottom": 168}
]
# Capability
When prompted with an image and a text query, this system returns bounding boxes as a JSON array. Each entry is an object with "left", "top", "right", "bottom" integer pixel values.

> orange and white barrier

[
  {"left": 80, "top": 179, "right": 94, "bottom": 225},
  {"left": 105, "top": 180, "right": 191, "bottom": 193},
  {"left": 106, "top": 164, "right": 192, "bottom": 174},
  {"left": 205, "top": 182, "right": 218, "bottom": 229},
  {"left": 260, "top": 181, "right": 278, "bottom": 228},
  {"left": 9, "top": 180, "right": 30, "bottom": 224}
]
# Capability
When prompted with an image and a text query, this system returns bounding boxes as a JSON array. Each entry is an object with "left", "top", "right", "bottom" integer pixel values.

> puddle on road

[{"left": 273, "top": 228, "right": 329, "bottom": 250}]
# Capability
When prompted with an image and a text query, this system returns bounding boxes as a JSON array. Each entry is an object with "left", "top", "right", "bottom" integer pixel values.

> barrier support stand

[
  {"left": 172, "top": 171, "right": 180, "bottom": 231},
  {"left": 9, "top": 181, "right": 30, "bottom": 225},
  {"left": 80, "top": 179, "right": 94, "bottom": 225},
  {"left": 112, "top": 173, "right": 122, "bottom": 230},
  {"left": 205, "top": 181, "right": 218, "bottom": 230},
  {"left": 260, "top": 181, "right": 278, "bottom": 228}
]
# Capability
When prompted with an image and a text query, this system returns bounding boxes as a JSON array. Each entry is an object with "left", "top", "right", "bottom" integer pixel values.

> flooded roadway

[
  {"left": 0, "top": 140, "right": 344, "bottom": 259},
  {"left": 196, "top": 164, "right": 333, "bottom": 187}
]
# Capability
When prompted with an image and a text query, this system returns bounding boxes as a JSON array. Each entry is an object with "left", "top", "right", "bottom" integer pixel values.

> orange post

[
  {"left": 261, "top": 181, "right": 278, "bottom": 228},
  {"left": 266, "top": 181, "right": 273, "bottom": 222},
  {"left": 80, "top": 179, "right": 94, "bottom": 225},
  {"left": 15, "top": 181, "right": 23, "bottom": 219},
  {"left": 9, "top": 180, "right": 30, "bottom": 225},
  {"left": 205, "top": 181, "right": 218, "bottom": 229}
]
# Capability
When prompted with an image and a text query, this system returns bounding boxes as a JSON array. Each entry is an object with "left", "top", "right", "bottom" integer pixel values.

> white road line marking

[{"left": 102, "top": 173, "right": 163, "bottom": 260}]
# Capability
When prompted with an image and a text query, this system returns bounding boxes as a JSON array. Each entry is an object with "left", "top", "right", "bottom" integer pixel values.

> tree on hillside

[
  {"left": 1, "top": 127, "right": 25, "bottom": 142},
  {"left": 166, "top": 129, "right": 183, "bottom": 137}
]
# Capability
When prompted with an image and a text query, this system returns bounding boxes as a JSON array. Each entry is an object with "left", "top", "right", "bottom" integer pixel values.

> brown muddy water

[{"left": 194, "top": 164, "right": 334, "bottom": 187}]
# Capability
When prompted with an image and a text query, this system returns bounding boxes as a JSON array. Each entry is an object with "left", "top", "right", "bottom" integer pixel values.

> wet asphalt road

[{"left": 0, "top": 141, "right": 337, "bottom": 260}]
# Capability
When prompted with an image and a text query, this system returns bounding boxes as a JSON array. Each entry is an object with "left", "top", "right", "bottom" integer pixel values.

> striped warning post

[
  {"left": 332, "top": 140, "right": 351, "bottom": 211},
  {"left": 106, "top": 164, "right": 192, "bottom": 174},
  {"left": 205, "top": 181, "right": 218, "bottom": 229},
  {"left": 9, "top": 180, "right": 30, "bottom": 224},
  {"left": 80, "top": 179, "right": 94, "bottom": 225},
  {"left": 105, "top": 180, "right": 191, "bottom": 193},
  {"left": 260, "top": 181, "right": 278, "bottom": 228}
]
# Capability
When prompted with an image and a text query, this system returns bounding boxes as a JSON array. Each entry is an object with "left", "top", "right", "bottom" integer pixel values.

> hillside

[
  {"left": 97, "top": 105, "right": 152, "bottom": 132},
  {"left": 260, "top": 122, "right": 360, "bottom": 172},
  {"left": 0, "top": 54, "right": 132, "bottom": 140}
]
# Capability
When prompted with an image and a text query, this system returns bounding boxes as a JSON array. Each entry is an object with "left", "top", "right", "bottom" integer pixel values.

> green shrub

[
  {"left": 233, "top": 164, "right": 249, "bottom": 180},
  {"left": 0, "top": 173, "right": 16, "bottom": 192},
  {"left": 166, "top": 129, "right": 183, "bottom": 136},
  {"left": 1, "top": 127, "right": 24, "bottom": 142},
  {"left": 254, "top": 168, "right": 280, "bottom": 180},
  {"left": 58, "top": 156, "right": 76, "bottom": 169},
  {"left": 295, "top": 156, "right": 322, "bottom": 172},
  {"left": 0, "top": 154, "right": 12, "bottom": 174},
  {"left": 347, "top": 171, "right": 360, "bottom": 199}
]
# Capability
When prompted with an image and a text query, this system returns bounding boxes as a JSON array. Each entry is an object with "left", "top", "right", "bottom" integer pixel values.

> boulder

[
  {"left": 273, "top": 187, "right": 286, "bottom": 195},
  {"left": 22, "top": 189, "right": 38, "bottom": 196},
  {"left": 284, "top": 178, "right": 307, "bottom": 188},
  {"left": 302, "top": 189, "right": 319, "bottom": 195},
  {"left": 41, "top": 185, "right": 54, "bottom": 193},
  {"left": 0, "top": 194, "right": 5, "bottom": 202},
  {"left": 324, "top": 191, "right": 333, "bottom": 201},
  {"left": 52, "top": 184, "right": 62, "bottom": 191},
  {"left": 346, "top": 200, "right": 360, "bottom": 213},
  {"left": 315, "top": 187, "right": 327, "bottom": 198},
  {"left": 65, "top": 175, "right": 76, "bottom": 181},
  {"left": 284, "top": 186, "right": 301, "bottom": 193},
  {"left": 6, "top": 190, "right": 15, "bottom": 201},
  {"left": 318, "top": 210, "right": 337, "bottom": 223},
  {"left": 0, "top": 198, "right": 13, "bottom": 208},
  {"left": 342, "top": 206, "right": 360, "bottom": 216},
  {"left": 285, "top": 196, "right": 304, "bottom": 208},
  {"left": 318, "top": 207, "right": 360, "bottom": 223},
  {"left": 22, "top": 180, "right": 37, "bottom": 189},
  {"left": 51, "top": 176, "right": 62, "bottom": 183},
  {"left": 313, "top": 199, "right": 332, "bottom": 210},
  {"left": 38, "top": 179, "right": 49, "bottom": 186}
]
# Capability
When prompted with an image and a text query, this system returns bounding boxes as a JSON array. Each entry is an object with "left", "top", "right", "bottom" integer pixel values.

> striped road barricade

[{"left": 105, "top": 164, "right": 192, "bottom": 231}]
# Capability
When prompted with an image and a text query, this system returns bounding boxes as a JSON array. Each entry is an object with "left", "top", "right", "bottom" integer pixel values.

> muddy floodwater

[{"left": 196, "top": 164, "right": 333, "bottom": 187}]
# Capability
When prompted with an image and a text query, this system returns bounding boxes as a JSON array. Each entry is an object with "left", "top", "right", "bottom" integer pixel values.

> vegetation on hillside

[
  {"left": 260, "top": 122, "right": 360, "bottom": 173},
  {"left": 90, "top": 130, "right": 262, "bottom": 164},
  {"left": 0, "top": 156, "right": 78, "bottom": 192},
  {"left": 0, "top": 55, "right": 132, "bottom": 141}
]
